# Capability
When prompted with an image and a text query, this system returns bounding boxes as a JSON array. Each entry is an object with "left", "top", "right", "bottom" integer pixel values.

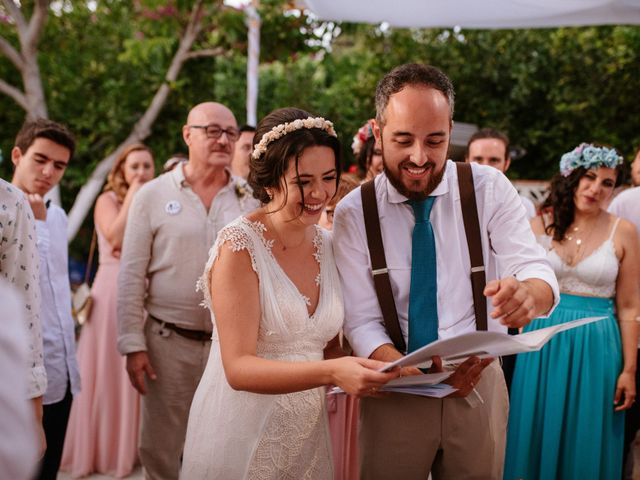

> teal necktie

[{"left": 408, "top": 197, "right": 438, "bottom": 353}]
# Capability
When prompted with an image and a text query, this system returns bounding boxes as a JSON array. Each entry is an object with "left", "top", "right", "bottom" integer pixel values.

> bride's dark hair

[{"left": 248, "top": 107, "right": 342, "bottom": 209}]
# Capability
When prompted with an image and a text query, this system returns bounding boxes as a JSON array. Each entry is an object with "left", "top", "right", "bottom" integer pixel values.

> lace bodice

[
  {"left": 184, "top": 217, "right": 343, "bottom": 479},
  {"left": 538, "top": 218, "right": 620, "bottom": 298},
  {"left": 198, "top": 217, "right": 342, "bottom": 358}
]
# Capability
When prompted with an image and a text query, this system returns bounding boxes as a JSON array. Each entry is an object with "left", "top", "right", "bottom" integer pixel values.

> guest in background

[
  {"left": 11, "top": 118, "right": 80, "bottom": 480},
  {"left": 61, "top": 144, "right": 155, "bottom": 478},
  {"left": 230, "top": 124, "right": 255, "bottom": 179},
  {"left": 607, "top": 160, "right": 640, "bottom": 478},
  {"left": 118, "top": 102, "right": 258, "bottom": 479},
  {"left": 506, "top": 143, "right": 639, "bottom": 479},
  {"left": 629, "top": 146, "right": 640, "bottom": 187},
  {"left": 464, "top": 128, "right": 537, "bottom": 392},
  {"left": 465, "top": 128, "right": 536, "bottom": 219},
  {"left": 352, "top": 119, "right": 383, "bottom": 181}
]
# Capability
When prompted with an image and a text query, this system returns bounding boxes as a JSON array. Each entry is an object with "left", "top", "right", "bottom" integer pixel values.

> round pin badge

[{"left": 165, "top": 200, "right": 182, "bottom": 215}]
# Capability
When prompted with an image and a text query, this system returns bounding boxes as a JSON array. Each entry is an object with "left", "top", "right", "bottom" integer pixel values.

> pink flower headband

[{"left": 351, "top": 119, "right": 375, "bottom": 156}]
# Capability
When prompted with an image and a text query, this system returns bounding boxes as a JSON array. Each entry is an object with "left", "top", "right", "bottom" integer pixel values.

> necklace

[
  {"left": 562, "top": 213, "right": 602, "bottom": 265},
  {"left": 266, "top": 214, "right": 307, "bottom": 251}
]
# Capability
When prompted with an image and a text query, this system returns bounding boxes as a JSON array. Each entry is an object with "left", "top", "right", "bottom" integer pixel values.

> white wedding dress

[{"left": 181, "top": 217, "right": 343, "bottom": 479}]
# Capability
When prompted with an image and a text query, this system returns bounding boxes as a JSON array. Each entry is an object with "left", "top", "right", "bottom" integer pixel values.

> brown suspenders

[
  {"left": 362, "top": 180, "right": 407, "bottom": 353},
  {"left": 360, "top": 162, "right": 487, "bottom": 353},
  {"left": 456, "top": 162, "right": 488, "bottom": 332}
]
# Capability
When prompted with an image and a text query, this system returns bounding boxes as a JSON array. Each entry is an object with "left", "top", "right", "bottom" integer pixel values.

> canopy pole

[{"left": 246, "top": 1, "right": 261, "bottom": 126}]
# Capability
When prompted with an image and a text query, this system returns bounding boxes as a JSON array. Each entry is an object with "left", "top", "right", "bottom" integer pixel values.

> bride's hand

[{"left": 328, "top": 357, "right": 399, "bottom": 397}]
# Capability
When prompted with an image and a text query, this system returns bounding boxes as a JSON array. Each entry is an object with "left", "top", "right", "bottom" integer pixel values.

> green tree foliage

[{"left": 2, "top": 1, "right": 639, "bottom": 211}]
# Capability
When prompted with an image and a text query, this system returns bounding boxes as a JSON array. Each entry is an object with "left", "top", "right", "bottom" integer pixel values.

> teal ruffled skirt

[{"left": 504, "top": 293, "right": 624, "bottom": 480}]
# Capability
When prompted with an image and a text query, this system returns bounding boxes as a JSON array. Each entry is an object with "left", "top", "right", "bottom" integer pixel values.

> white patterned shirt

[
  {"left": 0, "top": 178, "right": 47, "bottom": 398},
  {"left": 0, "top": 280, "right": 39, "bottom": 479}
]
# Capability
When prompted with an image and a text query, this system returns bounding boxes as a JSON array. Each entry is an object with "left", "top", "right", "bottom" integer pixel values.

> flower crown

[
  {"left": 251, "top": 117, "right": 337, "bottom": 160},
  {"left": 351, "top": 119, "right": 375, "bottom": 156},
  {"left": 559, "top": 143, "right": 623, "bottom": 177}
]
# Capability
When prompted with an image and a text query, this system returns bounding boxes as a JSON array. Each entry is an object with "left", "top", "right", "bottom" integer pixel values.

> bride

[{"left": 181, "top": 107, "right": 398, "bottom": 479}]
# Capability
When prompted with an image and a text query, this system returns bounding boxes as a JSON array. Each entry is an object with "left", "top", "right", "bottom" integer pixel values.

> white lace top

[
  {"left": 538, "top": 218, "right": 620, "bottom": 299},
  {"left": 182, "top": 217, "right": 343, "bottom": 480}
]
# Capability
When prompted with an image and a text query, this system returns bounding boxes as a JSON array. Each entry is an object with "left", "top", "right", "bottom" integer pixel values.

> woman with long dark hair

[{"left": 505, "top": 143, "right": 640, "bottom": 479}]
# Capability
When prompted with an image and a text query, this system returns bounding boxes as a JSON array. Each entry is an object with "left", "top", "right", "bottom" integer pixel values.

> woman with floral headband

[
  {"left": 352, "top": 119, "right": 383, "bottom": 181},
  {"left": 505, "top": 143, "right": 640, "bottom": 479},
  {"left": 180, "top": 107, "right": 398, "bottom": 479}
]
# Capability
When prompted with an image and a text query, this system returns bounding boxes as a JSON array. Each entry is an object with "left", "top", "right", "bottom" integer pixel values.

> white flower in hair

[{"left": 251, "top": 116, "right": 337, "bottom": 160}]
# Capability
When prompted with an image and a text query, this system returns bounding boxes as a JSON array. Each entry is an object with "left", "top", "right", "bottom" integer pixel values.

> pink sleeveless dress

[{"left": 61, "top": 192, "right": 140, "bottom": 478}]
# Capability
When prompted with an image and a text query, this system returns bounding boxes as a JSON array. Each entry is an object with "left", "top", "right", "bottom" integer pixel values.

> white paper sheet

[
  {"left": 380, "top": 316, "right": 606, "bottom": 372},
  {"left": 328, "top": 372, "right": 455, "bottom": 397}
]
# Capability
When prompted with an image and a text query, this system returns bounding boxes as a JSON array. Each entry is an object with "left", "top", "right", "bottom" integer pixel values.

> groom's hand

[
  {"left": 485, "top": 277, "right": 554, "bottom": 329},
  {"left": 369, "top": 343, "right": 422, "bottom": 377},
  {"left": 439, "top": 355, "right": 493, "bottom": 397},
  {"left": 126, "top": 351, "right": 157, "bottom": 395}
]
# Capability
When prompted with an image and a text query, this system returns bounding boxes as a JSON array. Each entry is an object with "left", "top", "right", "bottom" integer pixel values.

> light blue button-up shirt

[{"left": 36, "top": 204, "right": 80, "bottom": 404}]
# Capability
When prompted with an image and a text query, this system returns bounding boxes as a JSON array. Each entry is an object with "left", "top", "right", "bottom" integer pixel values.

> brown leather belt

[{"left": 150, "top": 315, "right": 212, "bottom": 342}]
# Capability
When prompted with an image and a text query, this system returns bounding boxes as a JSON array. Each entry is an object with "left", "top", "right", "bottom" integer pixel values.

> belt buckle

[{"left": 157, "top": 321, "right": 171, "bottom": 338}]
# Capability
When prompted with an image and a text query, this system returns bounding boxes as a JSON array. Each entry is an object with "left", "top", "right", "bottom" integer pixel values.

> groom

[{"left": 332, "top": 63, "right": 558, "bottom": 479}]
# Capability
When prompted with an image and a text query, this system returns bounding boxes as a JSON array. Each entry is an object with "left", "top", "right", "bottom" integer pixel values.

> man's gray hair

[{"left": 375, "top": 63, "right": 455, "bottom": 126}]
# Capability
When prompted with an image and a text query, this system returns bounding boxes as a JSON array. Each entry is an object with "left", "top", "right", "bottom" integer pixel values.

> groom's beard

[{"left": 382, "top": 155, "right": 446, "bottom": 201}]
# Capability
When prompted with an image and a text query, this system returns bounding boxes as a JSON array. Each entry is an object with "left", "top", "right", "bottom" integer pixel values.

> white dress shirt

[
  {"left": 608, "top": 186, "right": 640, "bottom": 348},
  {"left": 520, "top": 194, "right": 536, "bottom": 220},
  {"left": 333, "top": 160, "right": 559, "bottom": 358},
  {"left": 608, "top": 186, "right": 640, "bottom": 236},
  {"left": 0, "top": 280, "right": 39, "bottom": 480},
  {"left": 36, "top": 204, "right": 80, "bottom": 404},
  {"left": 0, "top": 179, "right": 47, "bottom": 398}
]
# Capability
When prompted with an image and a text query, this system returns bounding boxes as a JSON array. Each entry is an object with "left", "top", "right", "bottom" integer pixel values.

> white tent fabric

[{"left": 301, "top": 0, "right": 640, "bottom": 28}]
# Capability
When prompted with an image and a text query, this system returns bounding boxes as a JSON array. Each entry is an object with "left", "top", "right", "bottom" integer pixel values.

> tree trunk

[
  {"left": 0, "top": 0, "right": 221, "bottom": 240},
  {"left": 66, "top": 0, "right": 207, "bottom": 240}
]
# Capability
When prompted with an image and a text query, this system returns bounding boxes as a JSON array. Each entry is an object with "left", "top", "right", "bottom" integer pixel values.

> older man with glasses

[{"left": 117, "top": 102, "right": 259, "bottom": 479}]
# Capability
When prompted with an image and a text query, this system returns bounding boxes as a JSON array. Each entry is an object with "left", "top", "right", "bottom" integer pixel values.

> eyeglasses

[{"left": 188, "top": 124, "right": 240, "bottom": 141}]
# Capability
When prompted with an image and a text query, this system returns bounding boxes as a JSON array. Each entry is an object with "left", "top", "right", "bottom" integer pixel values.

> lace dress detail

[
  {"left": 538, "top": 218, "right": 620, "bottom": 298},
  {"left": 182, "top": 217, "right": 343, "bottom": 479}
]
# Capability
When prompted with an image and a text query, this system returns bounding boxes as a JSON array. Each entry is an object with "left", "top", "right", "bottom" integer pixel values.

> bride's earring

[{"left": 266, "top": 189, "right": 273, "bottom": 201}]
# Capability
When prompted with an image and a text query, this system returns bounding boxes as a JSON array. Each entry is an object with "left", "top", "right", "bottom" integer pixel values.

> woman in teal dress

[{"left": 505, "top": 144, "right": 640, "bottom": 479}]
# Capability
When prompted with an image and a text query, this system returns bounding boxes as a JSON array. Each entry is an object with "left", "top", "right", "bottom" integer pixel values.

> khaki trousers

[
  {"left": 359, "top": 360, "right": 508, "bottom": 480},
  {"left": 139, "top": 320, "right": 211, "bottom": 480}
]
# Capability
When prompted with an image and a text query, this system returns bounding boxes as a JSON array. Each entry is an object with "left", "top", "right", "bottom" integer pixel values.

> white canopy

[{"left": 301, "top": 0, "right": 640, "bottom": 28}]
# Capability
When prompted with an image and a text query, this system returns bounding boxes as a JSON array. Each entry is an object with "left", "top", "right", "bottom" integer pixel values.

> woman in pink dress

[{"left": 61, "top": 144, "right": 155, "bottom": 478}]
